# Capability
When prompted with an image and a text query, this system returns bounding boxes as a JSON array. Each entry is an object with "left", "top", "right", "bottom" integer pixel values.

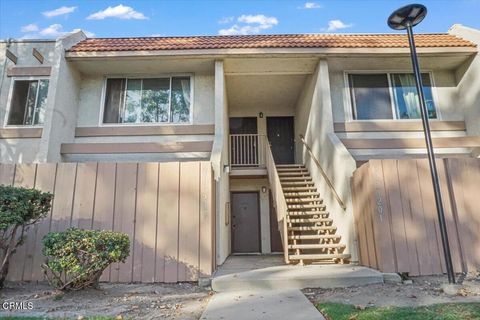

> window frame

[
  {"left": 4, "top": 76, "right": 50, "bottom": 128},
  {"left": 343, "top": 70, "right": 441, "bottom": 122},
  {"left": 98, "top": 74, "right": 194, "bottom": 127}
]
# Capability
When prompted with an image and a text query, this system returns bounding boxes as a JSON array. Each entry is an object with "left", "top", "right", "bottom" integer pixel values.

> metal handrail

[
  {"left": 299, "top": 134, "right": 347, "bottom": 210},
  {"left": 229, "top": 134, "right": 267, "bottom": 167}
]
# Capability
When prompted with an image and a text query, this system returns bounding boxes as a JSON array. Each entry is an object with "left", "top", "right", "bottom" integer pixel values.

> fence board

[
  {"left": 71, "top": 163, "right": 97, "bottom": 229},
  {"left": 158, "top": 162, "right": 180, "bottom": 283},
  {"left": 352, "top": 158, "right": 480, "bottom": 276}
]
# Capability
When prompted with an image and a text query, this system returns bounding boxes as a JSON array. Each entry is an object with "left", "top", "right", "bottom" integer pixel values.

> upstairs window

[
  {"left": 8, "top": 79, "right": 49, "bottom": 125},
  {"left": 348, "top": 73, "right": 437, "bottom": 120},
  {"left": 103, "top": 77, "right": 191, "bottom": 124}
]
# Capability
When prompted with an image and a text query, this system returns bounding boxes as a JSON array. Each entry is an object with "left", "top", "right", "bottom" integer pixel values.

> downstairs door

[{"left": 231, "top": 192, "right": 261, "bottom": 253}]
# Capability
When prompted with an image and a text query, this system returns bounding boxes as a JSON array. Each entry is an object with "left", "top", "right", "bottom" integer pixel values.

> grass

[{"left": 316, "top": 302, "right": 480, "bottom": 320}]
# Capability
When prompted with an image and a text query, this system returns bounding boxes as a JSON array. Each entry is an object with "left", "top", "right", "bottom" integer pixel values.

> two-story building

[{"left": 1, "top": 24, "right": 479, "bottom": 283}]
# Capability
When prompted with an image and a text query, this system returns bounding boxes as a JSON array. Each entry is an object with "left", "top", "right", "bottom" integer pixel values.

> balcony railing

[{"left": 229, "top": 134, "right": 267, "bottom": 167}]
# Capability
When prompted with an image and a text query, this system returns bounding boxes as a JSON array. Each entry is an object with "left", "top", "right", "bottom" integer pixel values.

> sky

[{"left": 0, "top": 0, "right": 479, "bottom": 39}]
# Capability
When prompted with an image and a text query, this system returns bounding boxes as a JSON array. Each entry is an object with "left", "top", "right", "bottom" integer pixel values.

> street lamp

[{"left": 388, "top": 4, "right": 455, "bottom": 284}]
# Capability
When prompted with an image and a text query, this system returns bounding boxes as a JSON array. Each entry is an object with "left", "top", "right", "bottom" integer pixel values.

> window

[
  {"left": 349, "top": 73, "right": 437, "bottom": 120},
  {"left": 7, "top": 79, "right": 49, "bottom": 125},
  {"left": 103, "top": 77, "right": 191, "bottom": 124}
]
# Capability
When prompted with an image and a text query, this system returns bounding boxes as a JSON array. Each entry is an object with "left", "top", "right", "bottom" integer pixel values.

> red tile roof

[{"left": 68, "top": 33, "right": 476, "bottom": 52}]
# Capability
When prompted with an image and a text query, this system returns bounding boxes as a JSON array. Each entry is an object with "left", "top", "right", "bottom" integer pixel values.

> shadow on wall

[
  {"left": 1, "top": 161, "right": 215, "bottom": 284},
  {"left": 352, "top": 158, "right": 480, "bottom": 276}
]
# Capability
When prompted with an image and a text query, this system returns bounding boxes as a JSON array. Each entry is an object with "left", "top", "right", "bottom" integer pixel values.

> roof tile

[{"left": 68, "top": 33, "right": 476, "bottom": 52}]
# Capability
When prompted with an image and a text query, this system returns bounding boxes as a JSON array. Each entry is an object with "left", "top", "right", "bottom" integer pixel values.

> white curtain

[
  {"left": 180, "top": 78, "right": 191, "bottom": 107},
  {"left": 397, "top": 74, "right": 420, "bottom": 119}
]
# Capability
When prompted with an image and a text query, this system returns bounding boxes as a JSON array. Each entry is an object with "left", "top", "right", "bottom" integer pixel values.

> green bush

[
  {"left": 42, "top": 228, "right": 130, "bottom": 291},
  {"left": 0, "top": 185, "right": 53, "bottom": 288}
]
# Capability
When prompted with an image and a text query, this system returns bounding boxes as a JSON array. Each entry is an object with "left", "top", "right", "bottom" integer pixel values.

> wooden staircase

[{"left": 277, "top": 164, "right": 351, "bottom": 265}]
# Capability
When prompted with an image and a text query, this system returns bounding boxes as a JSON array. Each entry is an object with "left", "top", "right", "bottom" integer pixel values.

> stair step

[
  {"left": 286, "top": 197, "right": 323, "bottom": 204},
  {"left": 278, "top": 172, "right": 309, "bottom": 177},
  {"left": 289, "top": 253, "right": 351, "bottom": 261},
  {"left": 276, "top": 164, "right": 305, "bottom": 168},
  {"left": 282, "top": 187, "right": 317, "bottom": 192},
  {"left": 281, "top": 181, "right": 315, "bottom": 187},
  {"left": 288, "top": 243, "right": 346, "bottom": 250},
  {"left": 288, "top": 234, "right": 340, "bottom": 240},
  {"left": 280, "top": 177, "right": 312, "bottom": 182},
  {"left": 288, "top": 226, "right": 336, "bottom": 231},
  {"left": 288, "top": 211, "right": 329, "bottom": 217},
  {"left": 284, "top": 192, "right": 320, "bottom": 198},
  {"left": 288, "top": 217, "right": 332, "bottom": 223},
  {"left": 288, "top": 204, "right": 326, "bottom": 211}
]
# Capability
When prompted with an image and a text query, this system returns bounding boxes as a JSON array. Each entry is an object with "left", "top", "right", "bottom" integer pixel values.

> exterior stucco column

[{"left": 37, "top": 31, "right": 85, "bottom": 162}]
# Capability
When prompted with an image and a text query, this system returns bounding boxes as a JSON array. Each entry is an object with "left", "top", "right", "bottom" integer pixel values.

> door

[
  {"left": 269, "top": 191, "right": 284, "bottom": 253},
  {"left": 230, "top": 117, "right": 258, "bottom": 166},
  {"left": 267, "top": 116, "right": 295, "bottom": 164},
  {"left": 231, "top": 192, "right": 261, "bottom": 253}
]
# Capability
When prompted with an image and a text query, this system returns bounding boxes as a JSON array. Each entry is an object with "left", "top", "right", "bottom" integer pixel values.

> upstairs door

[{"left": 267, "top": 116, "right": 295, "bottom": 164}]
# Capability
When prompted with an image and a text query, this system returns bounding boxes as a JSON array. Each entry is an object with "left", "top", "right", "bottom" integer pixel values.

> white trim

[
  {"left": 98, "top": 73, "right": 194, "bottom": 126},
  {"left": 344, "top": 70, "right": 440, "bottom": 121},
  {"left": 3, "top": 76, "right": 50, "bottom": 128}
]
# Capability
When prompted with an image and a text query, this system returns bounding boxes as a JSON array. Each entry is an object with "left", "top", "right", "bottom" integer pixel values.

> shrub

[
  {"left": 0, "top": 185, "right": 53, "bottom": 288},
  {"left": 42, "top": 228, "right": 130, "bottom": 291}
]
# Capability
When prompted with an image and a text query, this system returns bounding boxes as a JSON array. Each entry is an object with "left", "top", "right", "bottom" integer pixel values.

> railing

[
  {"left": 299, "top": 134, "right": 346, "bottom": 210},
  {"left": 229, "top": 134, "right": 267, "bottom": 167},
  {"left": 265, "top": 141, "right": 290, "bottom": 264}
]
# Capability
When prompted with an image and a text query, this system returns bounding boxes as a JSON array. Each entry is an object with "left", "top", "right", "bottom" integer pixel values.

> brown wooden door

[
  {"left": 231, "top": 192, "right": 261, "bottom": 253},
  {"left": 269, "top": 191, "right": 284, "bottom": 253},
  {"left": 267, "top": 116, "right": 295, "bottom": 164}
]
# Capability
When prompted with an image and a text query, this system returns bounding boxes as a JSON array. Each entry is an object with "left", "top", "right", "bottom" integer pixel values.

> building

[{"left": 1, "top": 24, "right": 479, "bottom": 283}]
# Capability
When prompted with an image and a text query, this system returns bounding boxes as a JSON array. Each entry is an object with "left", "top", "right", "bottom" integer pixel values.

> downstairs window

[
  {"left": 348, "top": 73, "right": 437, "bottom": 120},
  {"left": 103, "top": 77, "right": 191, "bottom": 124}
]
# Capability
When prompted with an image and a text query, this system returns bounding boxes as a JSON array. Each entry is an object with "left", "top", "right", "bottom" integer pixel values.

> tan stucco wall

[
  {"left": 295, "top": 59, "right": 359, "bottom": 262},
  {"left": 0, "top": 40, "right": 57, "bottom": 163}
]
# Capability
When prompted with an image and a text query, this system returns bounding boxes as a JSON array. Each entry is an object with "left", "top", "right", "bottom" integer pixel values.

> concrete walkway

[
  {"left": 200, "top": 289, "right": 325, "bottom": 320},
  {"left": 201, "top": 256, "right": 384, "bottom": 320}
]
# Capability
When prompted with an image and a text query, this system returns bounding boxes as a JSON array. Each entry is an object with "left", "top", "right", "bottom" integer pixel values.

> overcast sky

[{"left": 1, "top": 0, "right": 479, "bottom": 39}]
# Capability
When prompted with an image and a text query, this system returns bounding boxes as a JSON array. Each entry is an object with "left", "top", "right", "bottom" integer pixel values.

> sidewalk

[{"left": 200, "top": 288, "right": 325, "bottom": 320}]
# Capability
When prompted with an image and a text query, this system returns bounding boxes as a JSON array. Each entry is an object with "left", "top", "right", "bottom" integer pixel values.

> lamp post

[{"left": 388, "top": 4, "right": 455, "bottom": 284}]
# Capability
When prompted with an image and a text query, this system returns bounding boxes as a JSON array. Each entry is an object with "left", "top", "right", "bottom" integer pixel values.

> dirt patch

[
  {"left": 303, "top": 275, "right": 480, "bottom": 308},
  {"left": 0, "top": 281, "right": 213, "bottom": 319}
]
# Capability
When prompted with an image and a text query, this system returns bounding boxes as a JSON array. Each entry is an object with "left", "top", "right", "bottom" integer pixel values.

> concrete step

[
  {"left": 288, "top": 234, "right": 340, "bottom": 240},
  {"left": 289, "top": 253, "right": 351, "bottom": 261},
  {"left": 276, "top": 168, "right": 308, "bottom": 173},
  {"left": 211, "top": 257, "right": 383, "bottom": 292},
  {"left": 288, "top": 243, "right": 346, "bottom": 250}
]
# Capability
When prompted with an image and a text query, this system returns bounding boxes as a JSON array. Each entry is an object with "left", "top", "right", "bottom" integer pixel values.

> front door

[
  {"left": 231, "top": 192, "right": 261, "bottom": 253},
  {"left": 267, "top": 116, "right": 295, "bottom": 164}
]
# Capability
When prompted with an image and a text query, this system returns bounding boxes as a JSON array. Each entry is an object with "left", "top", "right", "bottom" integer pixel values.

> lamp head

[{"left": 388, "top": 4, "right": 427, "bottom": 30}]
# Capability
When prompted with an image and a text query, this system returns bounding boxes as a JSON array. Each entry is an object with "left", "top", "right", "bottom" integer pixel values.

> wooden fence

[
  {"left": 351, "top": 158, "right": 480, "bottom": 276},
  {"left": 0, "top": 161, "right": 215, "bottom": 283}
]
